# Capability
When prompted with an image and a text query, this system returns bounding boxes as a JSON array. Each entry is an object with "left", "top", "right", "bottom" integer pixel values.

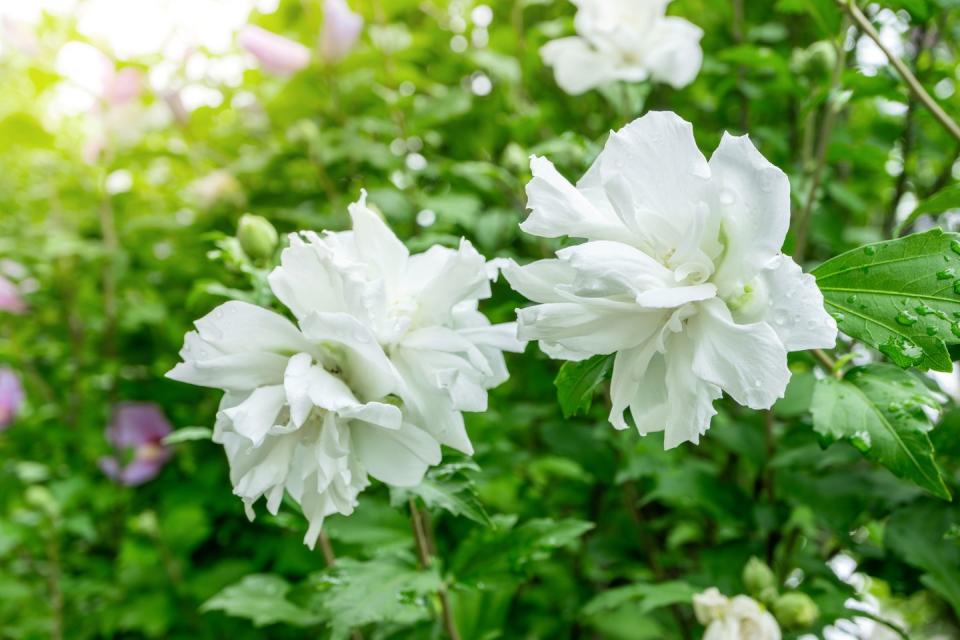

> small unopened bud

[
  {"left": 743, "top": 556, "right": 776, "bottom": 596},
  {"left": 773, "top": 592, "right": 819, "bottom": 628},
  {"left": 237, "top": 214, "right": 278, "bottom": 260},
  {"left": 790, "top": 41, "right": 836, "bottom": 77}
]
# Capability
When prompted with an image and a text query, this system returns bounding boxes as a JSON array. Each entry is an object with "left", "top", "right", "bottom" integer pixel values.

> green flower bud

[
  {"left": 758, "top": 586, "right": 779, "bottom": 606},
  {"left": 237, "top": 214, "right": 278, "bottom": 261},
  {"left": 773, "top": 592, "right": 819, "bottom": 628},
  {"left": 743, "top": 556, "right": 776, "bottom": 596},
  {"left": 807, "top": 40, "right": 838, "bottom": 76}
]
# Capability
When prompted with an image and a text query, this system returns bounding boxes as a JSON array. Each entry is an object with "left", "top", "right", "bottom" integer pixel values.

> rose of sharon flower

[
  {"left": 98, "top": 403, "right": 173, "bottom": 486},
  {"left": 694, "top": 588, "right": 781, "bottom": 640},
  {"left": 0, "top": 368, "right": 25, "bottom": 431},
  {"left": 238, "top": 25, "right": 311, "bottom": 75},
  {"left": 320, "top": 0, "right": 363, "bottom": 63},
  {"left": 0, "top": 275, "right": 25, "bottom": 314},
  {"left": 168, "top": 192, "right": 522, "bottom": 547},
  {"left": 504, "top": 112, "right": 837, "bottom": 448},
  {"left": 541, "top": 0, "right": 703, "bottom": 95}
]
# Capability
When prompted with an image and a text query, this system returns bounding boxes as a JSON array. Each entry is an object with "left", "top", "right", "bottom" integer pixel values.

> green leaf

[
  {"left": 391, "top": 462, "right": 492, "bottom": 527},
  {"left": 200, "top": 574, "right": 321, "bottom": 627},
  {"left": 896, "top": 184, "right": 960, "bottom": 235},
  {"left": 582, "top": 581, "right": 698, "bottom": 617},
  {"left": 554, "top": 354, "right": 614, "bottom": 418},
  {"left": 885, "top": 502, "right": 960, "bottom": 616},
  {"left": 812, "top": 229, "right": 960, "bottom": 371},
  {"left": 811, "top": 364, "right": 950, "bottom": 500},
  {"left": 451, "top": 516, "right": 594, "bottom": 584},
  {"left": 307, "top": 553, "right": 441, "bottom": 637},
  {"left": 161, "top": 426, "right": 212, "bottom": 445}
]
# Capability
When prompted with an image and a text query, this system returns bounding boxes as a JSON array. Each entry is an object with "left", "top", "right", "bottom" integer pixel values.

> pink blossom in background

[
  {"left": 0, "top": 275, "right": 25, "bottom": 314},
  {"left": 102, "top": 67, "right": 144, "bottom": 106},
  {"left": 320, "top": 0, "right": 363, "bottom": 62},
  {"left": 0, "top": 368, "right": 24, "bottom": 431},
  {"left": 238, "top": 25, "right": 310, "bottom": 75},
  {"left": 98, "top": 403, "right": 173, "bottom": 486}
]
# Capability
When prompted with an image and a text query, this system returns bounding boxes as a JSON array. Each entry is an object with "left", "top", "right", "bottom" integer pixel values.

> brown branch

[
  {"left": 408, "top": 498, "right": 462, "bottom": 640},
  {"left": 838, "top": 0, "right": 960, "bottom": 142}
]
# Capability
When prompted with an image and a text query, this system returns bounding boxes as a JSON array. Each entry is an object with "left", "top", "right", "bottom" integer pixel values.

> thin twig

[
  {"left": 812, "top": 348, "right": 840, "bottom": 377},
  {"left": 838, "top": 0, "right": 960, "bottom": 142},
  {"left": 317, "top": 531, "right": 365, "bottom": 640},
  {"left": 408, "top": 498, "right": 462, "bottom": 640},
  {"left": 883, "top": 96, "right": 916, "bottom": 238},
  {"left": 793, "top": 19, "right": 849, "bottom": 262}
]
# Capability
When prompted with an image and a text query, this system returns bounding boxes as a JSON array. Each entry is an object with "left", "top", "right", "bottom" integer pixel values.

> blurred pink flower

[
  {"left": 0, "top": 275, "right": 25, "bottom": 314},
  {"left": 102, "top": 67, "right": 144, "bottom": 106},
  {"left": 0, "top": 368, "right": 24, "bottom": 431},
  {"left": 320, "top": 0, "right": 363, "bottom": 62},
  {"left": 238, "top": 25, "right": 310, "bottom": 75},
  {"left": 99, "top": 403, "right": 173, "bottom": 486}
]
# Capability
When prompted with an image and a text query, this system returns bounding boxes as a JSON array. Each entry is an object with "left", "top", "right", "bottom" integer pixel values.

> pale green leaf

[
  {"left": 554, "top": 354, "right": 613, "bottom": 418},
  {"left": 200, "top": 574, "right": 321, "bottom": 627},
  {"left": 582, "top": 581, "right": 698, "bottom": 617}
]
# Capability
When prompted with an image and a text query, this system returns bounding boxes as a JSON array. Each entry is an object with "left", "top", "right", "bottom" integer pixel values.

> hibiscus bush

[{"left": 2, "top": 0, "right": 960, "bottom": 638}]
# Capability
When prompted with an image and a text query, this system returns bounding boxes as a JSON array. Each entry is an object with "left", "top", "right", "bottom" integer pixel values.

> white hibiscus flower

[
  {"left": 694, "top": 588, "right": 781, "bottom": 640},
  {"left": 504, "top": 112, "right": 837, "bottom": 448},
  {"left": 168, "top": 192, "right": 523, "bottom": 547},
  {"left": 541, "top": 0, "right": 703, "bottom": 95},
  {"left": 268, "top": 192, "right": 526, "bottom": 454}
]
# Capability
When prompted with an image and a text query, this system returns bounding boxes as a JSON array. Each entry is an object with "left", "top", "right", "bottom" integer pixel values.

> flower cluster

[
  {"left": 541, "top": 0, "right": 703, "bottom": 95},
  {"left": 505, "top": 112, "right": 837, "bottom": 448},
  {"left": 168, "top": 193, "right": 523, "bottom": 547},
  {"left": 694, "top": 588, "right": 781, "bottom": 640}
]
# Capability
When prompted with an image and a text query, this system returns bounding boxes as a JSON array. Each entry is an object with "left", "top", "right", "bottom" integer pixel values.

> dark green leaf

[
  {"left": 554, "top": 354, "right": 613, "bottom": 418},
  {"left": 391, "top": 462, "right": 492, "bottom": 527},
  {"left": 812, "top": 229, "right": 960, "bottom": 371},
  {"left": 811, "top": 364, "right": 950, "bottom": 500},
  {"left": 581, "top": 581, "right": 697, "bottom": 617}
]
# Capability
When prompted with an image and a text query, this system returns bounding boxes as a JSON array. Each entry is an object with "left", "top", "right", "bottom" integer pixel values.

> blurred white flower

[
  {"left": 238, "top": 25, "right": 310, "bottom": 75},
  {"left": 320, "top": 0, "right": 363, "bottom": 62},
  {"left": 541, "top": 0, "right": 703, "bottom": 94},
  {"left": 504, "top": 112, "right": 836, "bottom": 448},
  {"left": 694, "top": 588, "right": 781, "bottom": 640},
  {"left": 168, "top": 191, "right": 522, "bottom": 546}
]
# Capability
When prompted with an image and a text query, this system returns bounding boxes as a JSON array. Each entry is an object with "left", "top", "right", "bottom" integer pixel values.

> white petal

[
  {"left": 761, "top": 254, "right": 838, "bottom": 351},
  {"left": 578, "top": 112, "right": 711, "bottom": 242},
  {"left": 522, "top": 155, "right": 626, "bottom": 240},
  {"left": 540, "top": 36, "right": 617, "bottom": 95},
  {"left": 502, "top": 258, "right": 576, "bottom": 304},
  {"left": 663, "top": 333, "right": 722, "bottom": 448},
  {"left": 635, "top": 284, "right": 717, "bottom": 309},
  {"left": 268, "top": 237, "right": 351, "bottom": 320},
  {"left": 352, "top": 422, "right": 441, "bottom": 486},
  {"left": 690, "top": 299, "right": 790, "bottom": 410},
  {"left": 299, "top": 312, "right": 402, "bottom": 400},
  {"left": 708, "top": 132, "right": 791, "bottom": 293},
  {"left": 339, "top": 401, "right": 403, "bottom": 430},
  {"left": 283, "top": 352, "right": 316, "bottom": 427},
  {"left": 644, "top": 17, "right": 703, "bottom": 89},
  {"left": 408, "top": 240, "right": 492, "bottom": 327},
  {"left": 556, "top": 240, "right": 672, "bottom": 297},
  {"left": 609, "top": 341, "right": 660, "bottom": 430},
  {"left": 222, "top": 385, "right": 287, "bottom": 446},
  {"left": 167, "top": 351, "right": 289, "bottom": 390},
  {"left": 517, "top": 302, "right": 664, "bottom": 356},
  {"left": 457, "top": 322, "right": 526, "bottom": 353},
  {"left": 348, "top": 189, "right": 410, "bottom": 290},
  {"left": 194, "top": 300, "right": 313, "bottom": 355}
]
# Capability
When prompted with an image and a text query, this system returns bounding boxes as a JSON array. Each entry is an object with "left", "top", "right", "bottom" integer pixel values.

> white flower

[
  {"left": 694, "top": 589, "right": 781, "bottom": 640},
  {"left": 268, "top": 191, "right": 526, "bottom": 455},
  {"left": 540, "top": 0, "right": 703, "bottom": 95},
  {"left": 168, "top": 192, "right": 522, "bottom": 547},
  {"left": 320, "top": 0, "right": 363, "bottom": 62},
  {"left": 504, "top": 112, "right": 837, "bottom": 448}
]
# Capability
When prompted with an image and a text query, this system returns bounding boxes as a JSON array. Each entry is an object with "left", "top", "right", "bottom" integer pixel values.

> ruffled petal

[
  {"left": 540, "top": 36, "right": 617, "bottom": 95},
  {"left": 760, "top": 255, "right": 838, "bottom": 351},
  {"left": 351, "top": 422, "right": 441, "bottom": 487},
  {"left": 663, "top": 332, "right": 722, "bottom": 448},
  {"left": 222, "top": 384, "right": 287, "bottom": 446},
  {"left": 689, "top": 299, "right": 790, "bottom": 410},
  {"left": 643, "top": 17, "right": 703, "bottom": 89},
  {"left": 708, "top": 133, "right": 791, "bottom": 294}
]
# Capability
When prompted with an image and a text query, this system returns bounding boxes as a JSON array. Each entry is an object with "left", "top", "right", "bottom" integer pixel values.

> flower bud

[
  {"left": 790, "top": 41, "right": 836, "bottom": 77},
  {"left": 773, "top": 592, "right": 819, "bottom": 628},
  {"left": 237, "top": 214, "right": 279, "bottom": 260},
  {"left": 743, "top": 556, "right": 776, "bottom": 596}
]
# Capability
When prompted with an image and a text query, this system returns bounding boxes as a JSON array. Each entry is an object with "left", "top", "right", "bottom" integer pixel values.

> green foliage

[
  {"left": 897, "top": 184, "right": 960, "bottom": 235},
  {"left": 554, "top": 354, "right": 613, "bottom": 418},
  {"left": 201, "top": 575, "right": 321, "bottom": 628},
  {"left": 813, "top": 229, "right": 960, "bottom": 371},
  {"left": 391, "top": 462, "right": 493, "bottom": 527},
  {"left": 581, "top": 580, "right": 698, "bottom": 617},
  {"left": 811, "top": 364, "right": 950, "bottom": 499}
]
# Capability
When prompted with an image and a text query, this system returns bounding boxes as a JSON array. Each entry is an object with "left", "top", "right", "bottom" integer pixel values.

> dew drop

[
  {"left": 846, "top": 294, "right": 858, "bottom": 304},
  {"left": 951, "top": 240, "right": 960, "bottom": 255},
  {"left": 719, "top": 190, "right": 735, "bottom": 206},
  {"left": 927, "top": 325, "right": 939, "bottom": 336},
  {"left": 951, "top": 322, "right": 960, "bottom": 338},
  {"left": 938, "top": 268, "right": 956, "bottom": 280},
  {"left": 864, "top": 246, "right": 877, "bottom": 256},
  {"left": 954, "top": 280, "right": 960, "bottom": 295},
  {"left": 830, "top": 311, "right": 845, "bottom": 323}
]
